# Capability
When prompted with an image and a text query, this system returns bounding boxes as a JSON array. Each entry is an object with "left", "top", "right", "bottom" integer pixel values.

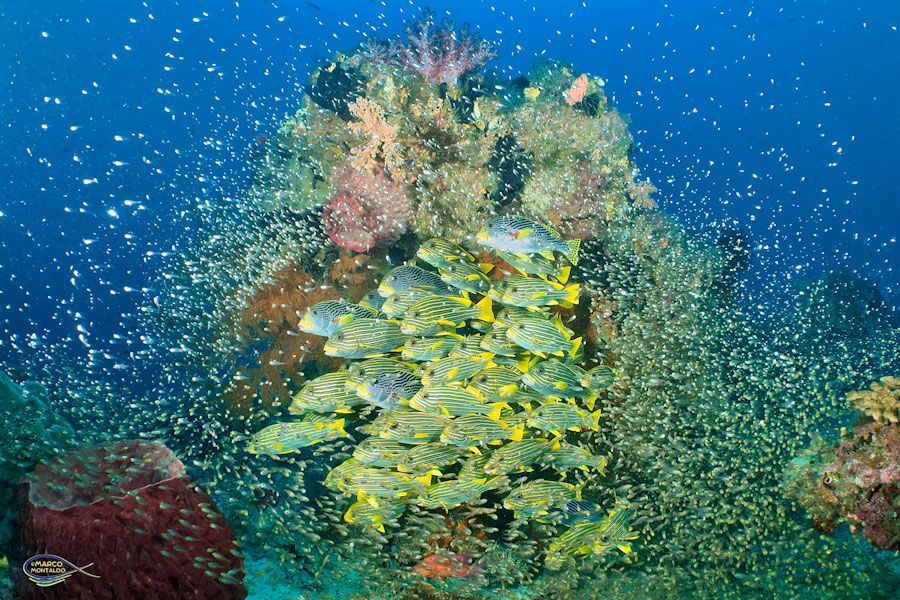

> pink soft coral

[
  {"left": 361, "top": 9, "right": 496, "bottom": 85},
  {"left": 322, "top": 161, "right": 412, "bottom": 252}
]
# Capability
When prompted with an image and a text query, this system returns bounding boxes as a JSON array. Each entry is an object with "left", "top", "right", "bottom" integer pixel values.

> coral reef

[
  {"left": 322, "top": 160, "right": 413, "bottom": 252},
  {"left": 0, "top": 370, "right": 75, "bottom": 560},
  {"left": 785, "top": 377, "right": 900, "bottom": 550},
  {"left": 17, "top": 440, "right": 246, "bottom": 599}
]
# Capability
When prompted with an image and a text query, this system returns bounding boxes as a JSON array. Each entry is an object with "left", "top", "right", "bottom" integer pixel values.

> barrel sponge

[{"left": 17, "top": 440, "right": 246, "bottom": 600}]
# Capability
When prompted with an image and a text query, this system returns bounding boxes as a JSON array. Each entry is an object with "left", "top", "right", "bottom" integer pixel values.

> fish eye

[
  {"left": 488, "top": 224, "right": 494, "bottom": 229},
  {"left": 413, "top": 311, "right": 421, "bottom": 318},
  {"left": 510, "top": 287, "right": 518, "bottom": 293},
  {"left": 312, "top": 310, "right": 319, "bottom": 316},
  {"left": 334, "top": 333, "right": 343, "bottom": 341},
  {"left": 422, "top": 392, "right": 429, "bottom": 399}
]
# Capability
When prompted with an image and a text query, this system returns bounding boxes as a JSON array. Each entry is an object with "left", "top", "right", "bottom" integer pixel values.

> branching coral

[
  {"left": 848, "top": 376, "right": 900, "bottom": 424},
  {"left": 348, "top": 97, "right": 407, "bottom": 181}
]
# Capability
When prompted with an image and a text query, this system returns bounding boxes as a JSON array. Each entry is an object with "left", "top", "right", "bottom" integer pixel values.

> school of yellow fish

[{"left": 247, "top": 217, "right": 636, "bottom": 566}]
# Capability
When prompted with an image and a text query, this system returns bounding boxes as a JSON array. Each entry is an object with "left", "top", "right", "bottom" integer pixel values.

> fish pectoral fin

[
  {"left": 539, "top": 250, "right": 555, "bottom": 261},
  {"left": 553, "top": 382, "right": 569, "bottom": 390},
  {"left": 468, "top": 446, "right": 482, "bottom": 455},
  {"left": 617, "top": 545, "right": 633, "bottom": 554},
  {"left": 513, "top": 228, "right": 534, "bottom": 239}
]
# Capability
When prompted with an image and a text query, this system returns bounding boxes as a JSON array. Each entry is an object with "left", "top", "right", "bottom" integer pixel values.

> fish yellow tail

[
  {"left": 564, "top": 238, "right": 581, "bottom": 265},
  {"left": 588, "top": 409, "right": 602, "bottom": 431},
  {"left": 476, "top": 296, "right": 494, "bottom": 322},
  {"left": 564, "top": 283, "right": 580, "bottom": 305},
  {"left": 556, "top": 265, "right": 571, "bottom": 284}
]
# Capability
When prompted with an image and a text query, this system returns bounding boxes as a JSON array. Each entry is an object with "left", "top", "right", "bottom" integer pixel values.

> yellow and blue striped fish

[
  {"left": 525, "top": 402, "right": 602, "bottom": 435},
  {"left": 413, "top": 475, "right": 506, "bottom": 510},
  {"left": 344, "top": 497, "right": 407, "bottom": 533},
  {"left": 489, "top": 274, "right": 580, "bottom": 309},
  {"left": 409, "top": 385, "right": 508, "bottom": 418},
  {"left": 324, "top": 458, "right": 367, "bottom": 490},
  {"left": 440, "top": 413, "right": 523, "bottom": 449},
  {"left": 522, "top": 359, "right": 592, "bottom": 397},
  {"left": 298, "top": 300, "right": 380, "bottom": 337},
  {"left": 439, "top": 262, "right": 493, "bottom": 293},
  {"left": 544, "top": 520, "right": 609, "bottom": 568},
  {"left": 289, "top": 372, "right": 367, "bottom": 413},
  {"left": 396, "top": 442, "right": 466, "bottom": 475},
  {"left": 356, "top": 370, "right": 423, "bottom": 410},
  {"left": 502, "top": 479, "right": 582, "bottom": 518},
  {"left": 483, "top": 437, "right": 559, "bottom": 475},
  {"left": 448, "top": 334, "right": 488, "bottom": 358},
  {"left": 378, "top": 265, "right": 449, "bottom": 297},
  {"left": 323, "top": 319, "right": 410, "bottom": 358},
  {"left": 469, "top": 366, "right": 524, "bottom": 399},
  {"left": 247, "top": 419, "right": 348, "bottom": 455},
  {"left": 475, "top": 216, "right": 581, "bottom": 266},
  {"left": 416, "top": 238, "right": 476, "bottom": 268},
  {"left": 358, "top": 289, "right": 387, "bottom": 312},
  {"left": 494, "top": 305, "right": 549, "bottom": 329},
  {"left": 418, "top": 354, "right": 493, "bottom": 386},
  {"left": 478, "top": 328, "right": 520, "bottom": 358},
  {"left": 333, "top": 466, "right": 431, "bottom": 500},
  {"left": 401, "top": 334, "right": 463, "bottom": 361},
  {"left": 458, "top": 452, "right": 492, "bottom": 480},
  {"left": 583, "top": 365, "right": 616, "bottom": 390},
  {"left": 539, "top": 442, "right": 607, "bottom": 473},
  {"left": 591, "top": 506, "right": 639, "bottom": 555},
  {"left": 506, "top": 317, "right": 581, "bottom": 359},
  {"left": 381, "top": 287, "right": 449, "bottom": 317},
  {"left": 401, "top": 295, "right": 494, "bottom": 336},
  {"left": 345, "top": 357, "right": 416, "bottom": 389},
  {"left": 369, "top": 410, "right": 448, "bottom": 445},
  {"left": 352, "top": 437, "right": 412, "bottom": 467},
  {"left": 496, "top": 249, "right": 571, "bottom": 282}
]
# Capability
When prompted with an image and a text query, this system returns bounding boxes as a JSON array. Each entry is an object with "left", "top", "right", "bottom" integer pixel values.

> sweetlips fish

[
  {"left": 476, "top": 216, "right": 581, "bottom": 265},
  {"left": 583, "top": 364, "right": 616, "bottom": 389},
  {"left": 359, "top": 289, "right": 387, "bottom": 312},
  {"left": 496, "top": 249, "right": 571, "bottom": 282},
  {"left": 440, "top": 413, "right": 524, "bottom": 449},
  {"left": 544, "top": 505, "right": 638, "bottom": 568},
  {"left": 538, "top": 442, "right": 607, "bottom": 473},
  {"left": 506, "top": 316, "right": 582, "bottom": 359},
  {"left": 323, "top": 318, "right": 410, "bottom": 358},
  {"left": 247, "top": 419, "right": 348, "bottom": 455},
  {"left": 298, "top": 300, "right": 379, "bottom": 337},
  {"left": 401, "top": 295, "right": 494, "bottom": 336},
  {"left": 289, "top": 372, "right": 367, "bottom": 413},
  {"left": 344, "top": 497, "right": 406, "bottom": 533},
  {"left": 536, "top": 500, "right": 604, "bottom": 526},
  {"left": 439, "top": 262, "right": 493, "bottom": 294},
  {"left": 525, "top": 402, "right": 602, "bottom": 435},
  {"left": 367, "top": 410, "right": 448, "bottom": 444},
  {"left": 457, "top": 452, "right": 492, "bottom": 480},
  {"left": 416, "top": 237, "right": 476, "bottom": 268},
  {"left": 488, "top": 274, "right": 580, "bottom": 309},
  {"left": 333, "top": 466, "right": 432, "bottom": 501},
  {"left": 418, "top": 354, "right": 494, "bottom": 386},
  {"left": 469, "top": 366, "right": 523, "bottom": 399},
  {"left": 401, "top": 334, "right": 463, "bottom": 361},
  {"left": 409, "top": 385, "right": 510, "bottom": 418},
  {"left": 352, "top": 437, "right": 412, "bottom": 467},
  {"left": 522, "top": 359, "right": 593, "bottom": 398},
  {"left": 378, "top": 265, "right": 449, "bottom": 297},
  {"left": 502, "top": 479, "right": 584, "bottom": 518},
  {"left": 345, "top": 357, "right": 416, "bottom": 389},
  {"left": 356, "top": 370, "right": 423, "bottom": 410},
  {"left": 447, "top": 334, "right": 488, "bottom": 358},
  {"left": 494, "top": 305, "right": 549, "bottom": 329},
  {"left": 483, "top": 437, "right": 560, "bottom": 475},
  {"left": 382, "top": 287, "right": 453, "bottom": 318},
  {"left": 396, "top": 442, "right": 467, "bottom": 475},
  {"left": 413, "top": 475, "right": 507, "bottom": 510}
]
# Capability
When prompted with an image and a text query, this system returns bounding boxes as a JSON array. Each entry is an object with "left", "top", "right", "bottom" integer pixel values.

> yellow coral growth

[
  {"left": 848, "top": 376, "right": 900, "bottom": 424},
  {"left": 347, "top": 97, "right": 407, "bottom": 181}
]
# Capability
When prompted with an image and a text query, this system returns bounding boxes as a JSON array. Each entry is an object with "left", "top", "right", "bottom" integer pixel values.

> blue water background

[{"left": 1, "top": 0, "right": 898, "bottom": 383}]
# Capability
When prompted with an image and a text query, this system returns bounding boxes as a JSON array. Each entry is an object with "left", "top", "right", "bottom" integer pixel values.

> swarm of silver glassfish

[{"left": 246, "top": 217, "right": 632, "bottom": 563}]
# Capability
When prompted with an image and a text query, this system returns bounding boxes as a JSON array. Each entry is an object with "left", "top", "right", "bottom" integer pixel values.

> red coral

[
  {"left": 361, "top": 9, "right": 496, "bottom": 85},
  {"left": 17, "top": 440, "right": 246, "bottom": 600},
  {"left": 322, "top": 161, "right": 412, "bottom": 252}
]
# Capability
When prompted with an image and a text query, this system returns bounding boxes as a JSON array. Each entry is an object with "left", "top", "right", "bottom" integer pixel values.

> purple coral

[
  {"left": 322, "top": 161, "right": 412, "bottom": 252},
  {"left": 361, "top": 9, "right": 496, "bottom": 85}
]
